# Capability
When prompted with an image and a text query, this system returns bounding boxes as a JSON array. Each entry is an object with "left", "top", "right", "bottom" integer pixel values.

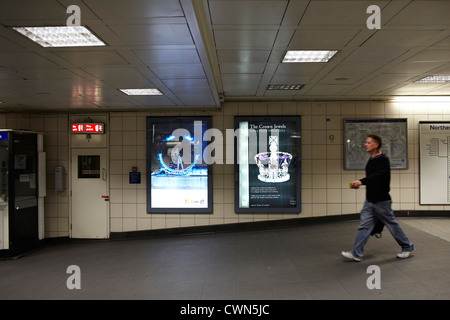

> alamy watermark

[
  {"left": 366, "top": 265, "right": 381, "bottom": 290},
  {"left": 367, "top": 5, "right": 381, "bottom": 29},
  {"left": 66, "top": 265, "right": 81, "bottom": 290},
  {"left": 66, "top": 5, "right": 81, "bottom": 26},
  {"left": 159, "top": 121, "right": 283, "bottom": 166},
  {"left": 65, "top": 264, "right": 380, "bottom": 291}
]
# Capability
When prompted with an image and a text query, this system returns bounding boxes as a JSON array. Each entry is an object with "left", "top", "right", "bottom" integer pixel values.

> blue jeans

[{"left": 351, "top": 200, "right": 414, "bottom": 258}]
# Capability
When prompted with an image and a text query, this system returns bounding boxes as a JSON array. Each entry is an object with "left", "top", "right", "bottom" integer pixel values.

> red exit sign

[{"left": 71, "top": 123, "right": 104, "bottom": 134}]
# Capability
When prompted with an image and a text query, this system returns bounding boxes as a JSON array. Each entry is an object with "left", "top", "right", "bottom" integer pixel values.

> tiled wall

[{"left": 1, "top": 100, "right": 449, "bottom": 238}]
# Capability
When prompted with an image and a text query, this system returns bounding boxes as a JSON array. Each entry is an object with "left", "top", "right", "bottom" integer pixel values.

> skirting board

[{"left": 109, "top": 210, "right": 450, "bottom": 241}]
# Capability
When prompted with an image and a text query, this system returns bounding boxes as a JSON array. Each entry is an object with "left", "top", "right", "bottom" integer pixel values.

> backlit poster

[
  {"left": 234, "top": 116, "right": 301, "bottom": 213},
  {"left": 146, "top": 117, "right": 212, "bottom": 213}
]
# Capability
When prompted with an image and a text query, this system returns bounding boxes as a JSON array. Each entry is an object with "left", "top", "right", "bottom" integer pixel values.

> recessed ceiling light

[
  {"left": 391, "top": 96, "right": 450, "bottom": 102},
  {"left": 120, "top": 89, "right": 163, "bottom": 96},
  {"left": 415, "top": 75, "right": 450, "bottom": 83},
  {"left": 282, "top": 50, "right": 338, "bottom": 63},
  {"left": 267, "top": 84, "right": 304, "bottom": 90},
  {"left": 12, "top": 26, "right": 106, "bottom": 47}
]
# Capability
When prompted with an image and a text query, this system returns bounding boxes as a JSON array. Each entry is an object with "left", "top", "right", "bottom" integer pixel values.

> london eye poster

[{"left": 146, "top": 116, "right": 212, "bottom": 213}]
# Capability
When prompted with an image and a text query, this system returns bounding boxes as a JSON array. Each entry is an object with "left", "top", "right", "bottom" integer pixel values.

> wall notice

[{"left": 419, "top": 122, "right": 450, "bottom": 204}]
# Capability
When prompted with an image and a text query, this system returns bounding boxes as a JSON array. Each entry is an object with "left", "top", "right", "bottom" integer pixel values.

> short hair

[{"left": 368, "top": 134, "right": 382, "bottom": 149}]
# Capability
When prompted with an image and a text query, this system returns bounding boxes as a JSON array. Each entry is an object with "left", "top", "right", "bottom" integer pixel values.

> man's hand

[{"left": 351, "top": 180, "right": 362, "bottom": 189}]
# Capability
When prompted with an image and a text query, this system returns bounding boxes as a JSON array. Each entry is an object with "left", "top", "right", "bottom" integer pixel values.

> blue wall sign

[{"left": 129, "top": 171, "right": 141, "bottom": 184}]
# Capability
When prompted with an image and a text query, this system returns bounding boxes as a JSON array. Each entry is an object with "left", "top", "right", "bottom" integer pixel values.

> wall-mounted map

[{"left": 344, "top": 119, "right": 408, "bottom": 170}]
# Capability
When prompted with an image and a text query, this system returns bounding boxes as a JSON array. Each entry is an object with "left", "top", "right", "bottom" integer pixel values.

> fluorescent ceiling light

[
  {"left": 391, "top": 96, "right": 450, "bottom": 103},
  {"left": 282, "top": 50, "right": 338, "bottom": 63},
  {"left": 415, "top": 75, "right": 450, "bottom": 83},
  {"left": 120, "top": 89, "right": 163, "bottom": 96},
  {"left": 12, "top": 26, "right": 105, "bottom": 47},
  {"left": 267, "top": 84, "right": 304, "bottom": 90}
]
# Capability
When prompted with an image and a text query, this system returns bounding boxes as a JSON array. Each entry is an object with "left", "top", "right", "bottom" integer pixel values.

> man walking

[{"left": 342, "top": 134, "right": 415, "bottom": 262}]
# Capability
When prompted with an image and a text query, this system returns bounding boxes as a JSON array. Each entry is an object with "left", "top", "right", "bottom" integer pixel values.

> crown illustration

[{"left": 254, "top": 136, "right": 292, "bottom": 183}]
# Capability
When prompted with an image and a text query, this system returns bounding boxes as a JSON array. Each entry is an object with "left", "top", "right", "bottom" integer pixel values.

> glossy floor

[{"left": 1, "top": 217, "right": 450, "bottom": 300}]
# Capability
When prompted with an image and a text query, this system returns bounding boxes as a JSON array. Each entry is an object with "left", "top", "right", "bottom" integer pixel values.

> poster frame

[
  {"left": 146, "top": 116, "right": 213, "bottom": 214},
  {"left": 234, "top": 115, "right": 302, "bottom": 214},
  {"left": 343, "top": 118, "right": 408, "bottom": 170},
  {"left": 419, "top": 121, "right": 450, "bottom": 205}
]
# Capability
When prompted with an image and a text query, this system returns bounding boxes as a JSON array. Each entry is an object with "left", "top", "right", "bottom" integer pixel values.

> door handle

[{"left": 102, "top": 168, "right": 106, "bottom": 181}]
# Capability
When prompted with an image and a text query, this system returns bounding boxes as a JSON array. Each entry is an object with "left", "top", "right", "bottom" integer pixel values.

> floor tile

[{"left": 1, "top": 218, "right": 450, "bottom": 300}]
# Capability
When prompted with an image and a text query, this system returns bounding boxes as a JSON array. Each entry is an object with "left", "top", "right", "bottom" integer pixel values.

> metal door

[
  {"left": 10, "top": 133, "right": 39, "bottom": 251},
  {"left": 71, "top": 148, "right": 108, "bottom": 238}
]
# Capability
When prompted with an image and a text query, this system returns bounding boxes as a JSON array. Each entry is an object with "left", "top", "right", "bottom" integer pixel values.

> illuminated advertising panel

[
  {"left": 234, "top": 116, "right": 301, "bottom": 213},
  {"left": 146, "top": 116, "right": 212, "bottom": 213}
]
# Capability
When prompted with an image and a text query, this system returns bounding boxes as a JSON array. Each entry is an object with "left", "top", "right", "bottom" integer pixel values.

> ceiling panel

[
  {"left": 327, "top": 63, "right": 384, "bottom": 76},
  {"left": 437, "top": 66, "right": 450, "bottom": 75},
  {"left": 274, "top": 63, "right": 328, "bottom": 76},
  {"left": 386, "top": 83, "right": 445, "bottom": 95},
  {"left": 0, "top": 35, "right": 26, "bottom": 52},
  {"left": 386, "top": 1, "right": 450, "bottom": 26},
  {"left": 0, "top": 0, "right": 449, "bottom": 112},
  {"left": 424, "top": 84, "right": 450, "bottom": 95},
  {"left": 108, "top": 23, "right": 194, "bottom": 46},
  {"left": 288, "top": 29, "right": 359, "bottom": 49},
  {"left": 361, "top": 30, "right": 440, "bottom": 48},
  {"left": 348, "top": 74, "right": 416, "bottom": 95},
  {"left": 434, "top": 36, "right": 450, "bottom": 47},
  {"left": 219, "top": 62, "right": 266, "bottom": 74},
  {"left": 264, "top": 89, "right": 299, "bottom": 97},
  {"left": 305, "top": 84, "right": 353, "bottom": 96},
  {"left": 133, "top": 49, "right": 200, "bottom": 64},
  {"left": 53, "top": 50, "right": 129, "bottom": 66},
  {"left": 213, "top": 29, "right": 278, "bottom": 48},
  {"left": 217, "top": 50, "right": 271, "bottom": 63},
  {"left": 319, "top": 74, "right": 364, "bottom": 85},
  {"left": 267, "top": 76, "right": 313, "bottom": 86},
  {"left": 118, "top": 94, "right": 175, "bottom": 106},
  {"left": 0, "top": 52, "right": 58, "bottom": 68},
  {"left": 222, "top": 74, "right": 262, "bottom": 95},
  {"left": 387, "top": 62, "right": 445, "bottom": 74},
  {"left": 0, "top": 0, "right": 65, "bottom": 21},
  {"left": 83, "top": 0, "right": 184, "bottom": 19},
  {"left": 343, "top": 48, "right": 408, "bottom": 63},
  {"left": 408, "top": 49, "right": 450, "bottom": 63},
  {"left": 150, "top": 64, "right": 206, "bottom": 79},
  {"left": 300, "top": 1, "right": 389, "bottom": 26},
  {"left": 163, "top": 78, "right": 210, "bottom": 91},
  {"left": 209, "top": 0, "right": 288, "bottom": 25}
]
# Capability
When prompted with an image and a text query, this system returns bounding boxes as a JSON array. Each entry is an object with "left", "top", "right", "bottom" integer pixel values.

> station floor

[{"left": 1, "top": 217, "right": 450, "bottom": 300}]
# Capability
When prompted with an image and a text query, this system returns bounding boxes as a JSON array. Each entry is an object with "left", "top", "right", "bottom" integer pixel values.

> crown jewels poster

[{"left": 234, "top": 116, "right": 301, "bottom": 213}]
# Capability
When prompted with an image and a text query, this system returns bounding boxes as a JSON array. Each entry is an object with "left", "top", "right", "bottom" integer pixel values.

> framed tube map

[
  {"left": 234, "top": 116, "right": 301, "bottom": 213},
  {"left": 146, "top": 116, "right": 212, "bottom": 213},
  {"left": 343, "top": 118, "right": 408, "bottom": 170}
]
